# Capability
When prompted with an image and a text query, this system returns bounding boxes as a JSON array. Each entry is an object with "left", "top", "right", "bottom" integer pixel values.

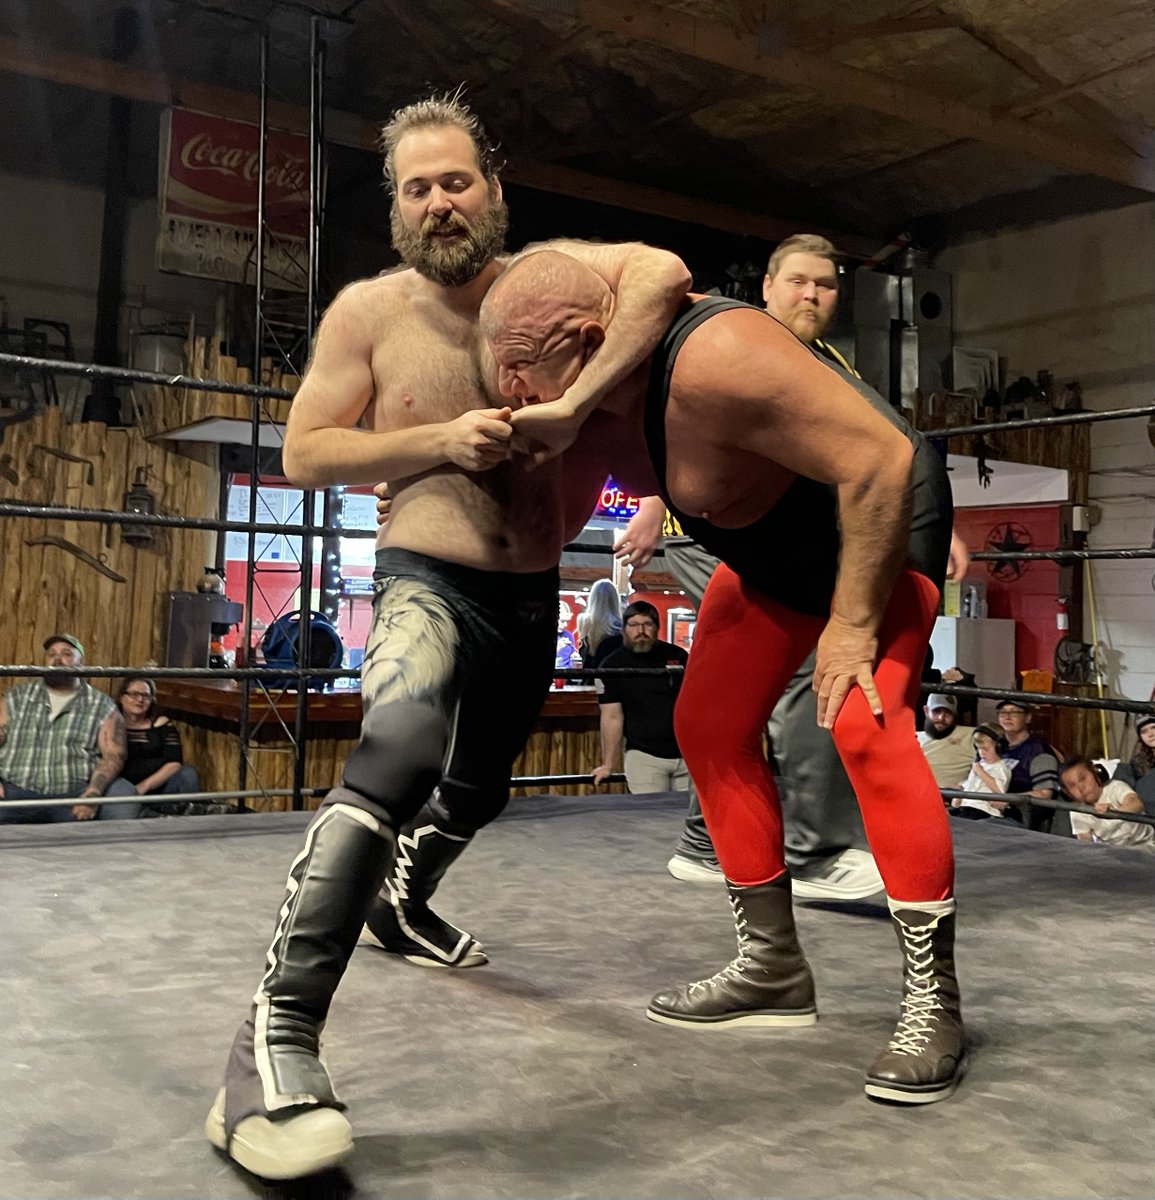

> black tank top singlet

[{"left": 644, "top": 297, "right": 952, "bottom": 616}]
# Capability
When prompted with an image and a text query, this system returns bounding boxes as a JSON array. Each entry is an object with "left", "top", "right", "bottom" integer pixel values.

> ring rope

[
  {"left": 0, "top": 351, "right": 294, "bottom": 401},
  {"left": 923, "top": 400, "right": 1155, "bottom": 439},
  {"left": 941, "top": 789, "right": 1155, "bottom": 828}
]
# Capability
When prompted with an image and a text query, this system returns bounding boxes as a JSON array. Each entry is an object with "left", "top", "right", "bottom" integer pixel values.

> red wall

[
  {"left": 953, "top": 504, "right": 1062, "bottom": 678},
  {"left": 222, "top": 562, "right": 375, "bottom": 660}
]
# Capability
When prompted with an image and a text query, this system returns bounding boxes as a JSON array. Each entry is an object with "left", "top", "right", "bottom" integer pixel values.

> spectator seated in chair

[
  {"left": 917, "top": 693, "right": 977, "bottom": 789},
  {"left": 996, "top": 700, "right": 1066, "bottom": 834},
  {"left": 949, "top": 725, "right": 1012, "bottom": 820},
  {"left": 117, "top": 677, "right": 201, "bottom": 815},
  {"left": 1112, "top": 715, "right": 1155, "bottom": 815},
  {"left": 1061, "top": 756, "right": 1153, "bottom": 851},
  {"left": 0, "top": 634, "right": 139, "bottom": 823}
]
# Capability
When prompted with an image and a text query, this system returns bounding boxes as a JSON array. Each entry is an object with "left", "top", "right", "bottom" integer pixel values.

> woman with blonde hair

[{"left": 577, "top": 578, "right": 624, "bottom": 669}]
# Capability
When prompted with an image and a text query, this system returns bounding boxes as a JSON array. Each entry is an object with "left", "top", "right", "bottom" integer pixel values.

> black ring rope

[
  {"left": 0, "top": 506, "right": 1146, "bottom": 562},
  {"left": 0, "top": 352, "right": 294, "bottom": 400},
  {"left": 923, "top": 401, "right": 1155, "bottom": 439},
  {"left": 4, "top": 352, "right": 1151, "bottom": 440},
  {"left": 941, "top": 789, "right": 1155, "bottom": 828},
  {"left": 2, "top": 665, "right": 1152, "bottom": 722}
]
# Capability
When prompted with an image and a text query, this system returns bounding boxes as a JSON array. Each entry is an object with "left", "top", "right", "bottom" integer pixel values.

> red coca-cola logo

[
  {"left": 163, "top": 108, "right": 312, "bottom": 237},
  {"left": 179, "top": 131, "right": 308, "bottom": 194}
]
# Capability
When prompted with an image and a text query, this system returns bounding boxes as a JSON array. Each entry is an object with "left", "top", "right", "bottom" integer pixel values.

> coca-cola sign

[{"left": 157, "top": 107, "right": 317, "bottom": 290}]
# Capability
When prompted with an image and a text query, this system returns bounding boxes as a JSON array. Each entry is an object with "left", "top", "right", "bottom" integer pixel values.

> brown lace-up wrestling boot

[
  {"left": 205, "top": 801, "right": 395, "bottom": 1179},
  {"left": 361, "top": 815, "right": 486, "bottom": 968},
  {"left": 646, "top": 874, "right": 817, "bottom": 1028},
  {"left": 864, "top": 899, "right": 965, "bottom": 1104}
]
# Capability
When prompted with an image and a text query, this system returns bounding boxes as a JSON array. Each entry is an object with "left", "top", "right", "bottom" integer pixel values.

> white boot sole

[
  {"left": 864, "top": 1076, "right": 960, "bottom": 1104},
  {"left": 646, "top": 1008, "right": 817, "bottom": 1029},
  {"left": 666, "top": 856, "right": 724, "bottom": 883},
  {"left": 205, "top": 1088, "right": 354, "bottom": 1180}
]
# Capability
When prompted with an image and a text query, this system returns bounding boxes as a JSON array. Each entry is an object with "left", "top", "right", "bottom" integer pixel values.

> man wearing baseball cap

[
  {"left": 0, "top": 634, "right": 139, "bottom": 823},
  {"left": 917, "top": 693, "right": 976, "bottom": 788},
  {"left": 995, "top": 699, "right": 1064, "bottom": 833}
]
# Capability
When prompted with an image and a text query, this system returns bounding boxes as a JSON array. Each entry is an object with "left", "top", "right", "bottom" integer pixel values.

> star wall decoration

[{"left": 985, "top": 522, "right": 1032, "bottom": 582}]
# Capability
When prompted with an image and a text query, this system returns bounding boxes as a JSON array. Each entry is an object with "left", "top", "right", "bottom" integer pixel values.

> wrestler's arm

[
  {"left": 508, "top": 240, "right": 690, "bottom": 459},
  {"left": 284, "top": 282, "right": 513, "bottom": 487},
  {"left": 677, "top": 311, "right": 914, "bottom": 725},
  {"left": 615, "top": 495, "right": 666, "bottom": 569}
]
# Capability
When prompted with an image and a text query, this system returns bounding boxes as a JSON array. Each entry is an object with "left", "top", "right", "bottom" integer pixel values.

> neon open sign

[{"left": 595, "top": 476, "right": 641, "bottom": 520}]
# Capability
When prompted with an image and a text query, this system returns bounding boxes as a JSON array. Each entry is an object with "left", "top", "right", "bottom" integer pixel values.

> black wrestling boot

[
  {"left": 864, "top": 900, "right": 965, "bottom": 1105},
  {"left": 361, "top": 816, "right": 486, "bottom": 968},
  {"left": 646, "top": 875, "right": 817, "bottom": 1028},
  {"left": 205, "top": 801, "right": 395, "bottom": 1180}
]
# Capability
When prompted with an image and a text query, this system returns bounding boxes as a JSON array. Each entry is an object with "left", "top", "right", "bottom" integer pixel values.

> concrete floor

[{"left": 0, "top": 793, "right": 1151, "bottom": 1200}]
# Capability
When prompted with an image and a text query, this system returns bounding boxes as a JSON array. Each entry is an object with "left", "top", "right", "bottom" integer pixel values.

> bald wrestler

[{"left": 485, "top": 251, "right": 964, "bottom": 1106}]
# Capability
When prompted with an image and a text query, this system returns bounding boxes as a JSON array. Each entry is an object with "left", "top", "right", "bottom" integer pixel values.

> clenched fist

[
  {"left": 373, "top": 481, "right": 392, "bottom": 528},
  {"left": 443, "top": 407, "right": 514, "bottom": 471}
]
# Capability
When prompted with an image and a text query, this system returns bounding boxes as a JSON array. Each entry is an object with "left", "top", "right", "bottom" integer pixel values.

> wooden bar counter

[{"left": 155, "top": 680, "right": 615, "bottom": 812}]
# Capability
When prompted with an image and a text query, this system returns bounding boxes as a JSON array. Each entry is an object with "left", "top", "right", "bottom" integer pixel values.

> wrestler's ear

[
  {"left": 578, "top": 321, "right": 605, "bottom": 362},
  {"left": 761, "top": 273, "right": 773, "bottom": 305},
  {"left": 490, "top": 175, "right": 503, "bottom": 205}
]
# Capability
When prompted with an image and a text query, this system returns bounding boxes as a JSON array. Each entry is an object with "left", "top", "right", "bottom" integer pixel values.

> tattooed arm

[{"left": 78, "top": 711, "right": 128, "bottom": 804}]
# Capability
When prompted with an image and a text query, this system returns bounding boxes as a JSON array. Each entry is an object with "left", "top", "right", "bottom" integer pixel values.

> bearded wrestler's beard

[{"left": 390, "top": 195, "right": 509, "bottom": 287}]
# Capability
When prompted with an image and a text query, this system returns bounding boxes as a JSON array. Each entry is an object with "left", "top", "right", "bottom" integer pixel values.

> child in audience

[
  {"left": 951, "top": 725, "right": 1012, "bottom": 820},
  {"left": 1060, "top": 757, "right": 1154, "bottom": 850}
]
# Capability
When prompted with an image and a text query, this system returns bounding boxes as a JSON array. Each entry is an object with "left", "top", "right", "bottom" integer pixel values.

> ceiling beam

[
  {"left": 495, "top": 0, "right": 1155, "bottom": 193},
  {"left": 1005, "top": 46, "right": 1155, "bottom": 119},
  {"left": 499, "top": 158, "right": 876, "bottom": 249},
  {"left": 0, "top": 35, "right": 876, "bottom": 247},
  {"left": 958, "top": 20, "right": 1151, "bottom": 160}
]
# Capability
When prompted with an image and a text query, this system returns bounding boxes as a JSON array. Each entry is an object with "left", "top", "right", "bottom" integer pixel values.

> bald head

[
  {"left": 482, "top": 250, "right": 613, "bottom": 405},
  {"left": 482, "top": 250, "right": 611, "bottom": 337}
]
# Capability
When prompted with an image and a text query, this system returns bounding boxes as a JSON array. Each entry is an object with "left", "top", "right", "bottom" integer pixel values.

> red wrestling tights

[{"left": 674, "top": 566, "right": 954, "bottom": 902}]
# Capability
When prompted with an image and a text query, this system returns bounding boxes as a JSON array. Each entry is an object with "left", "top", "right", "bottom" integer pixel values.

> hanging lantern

[{"left": 121, "top": 466, "right": 157, "bottom": 547}]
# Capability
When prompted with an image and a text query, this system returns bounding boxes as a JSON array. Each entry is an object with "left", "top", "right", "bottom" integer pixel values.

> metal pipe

[
  {"left": 0, "top": 502, "right": 374, "bottom": 539},
  {"left": 1083, "top": 558, "right": 1110, "bottom": 758},
  {"left": 940, "top": 789, "right": 1155, "bottom": 827},
  {"left": 6, "top": 504, "right": 1155, "bottom": 561},
  {"left": 0, "top": 773, "right": 630, "bottom": 809},
  {"left": 924, "top": 401, "right": 1155, "bottom": 439},
  {"left": 0, "top": 352, "right": 293, "bottom": 399},
  {"left": 292, "top": 15, "right": 326, "bottom": 811},
  {"left": 0, "top": 665, "right": 355, "bottom": 679},
  {"left": 968, "top": 548, "right": 1155, "bottom": 562},
  {"left": 239, "top": 23, "right": 271, "bottom": 794}
]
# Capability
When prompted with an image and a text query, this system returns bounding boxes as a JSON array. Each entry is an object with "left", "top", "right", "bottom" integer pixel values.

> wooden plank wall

[
  {"left": 133, "top": 336, "right": 296, "bottom": 438},
  {"left": 179, "top": 721, "right": 614, "bottom": 811},
  {"left": 0, "top": 407, "right": 218, "bottom": 679},
  {"left": 915, "top": 391, "right": 1092, "bottom": 502}
]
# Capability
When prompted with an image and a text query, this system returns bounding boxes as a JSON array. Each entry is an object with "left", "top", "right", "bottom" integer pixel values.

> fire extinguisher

[{"left": 1056, "top": 596, "right": 1070, "bottom": 631}]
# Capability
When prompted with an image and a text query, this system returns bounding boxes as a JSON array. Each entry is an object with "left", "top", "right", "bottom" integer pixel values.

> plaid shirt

[{"left": 0, "top": 681, "right": 116, "bottom": 794}]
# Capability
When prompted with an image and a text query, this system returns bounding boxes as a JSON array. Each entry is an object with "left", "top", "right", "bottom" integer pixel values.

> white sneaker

[
  {"left": 667, "top": 854, "right": 724, "bottom": 883},
  {"left": 791, "top": 849, "right": 883, "bottom": 901}
]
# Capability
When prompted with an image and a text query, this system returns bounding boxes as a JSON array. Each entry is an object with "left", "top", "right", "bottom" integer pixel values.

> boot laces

[
  {"left": 687, "top": 893, "right": 754, "bottom": 996},
  {"left": 888, "top": 925, "right": 944, "bottom": 1055}
]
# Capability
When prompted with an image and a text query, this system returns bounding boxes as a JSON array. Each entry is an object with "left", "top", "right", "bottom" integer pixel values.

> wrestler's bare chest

[
  {"left": 360, "top": 277, "right": 566, "bottom": 568},
  {"left": 367, "top": 302, "right": 484, "bottom": 431}
]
